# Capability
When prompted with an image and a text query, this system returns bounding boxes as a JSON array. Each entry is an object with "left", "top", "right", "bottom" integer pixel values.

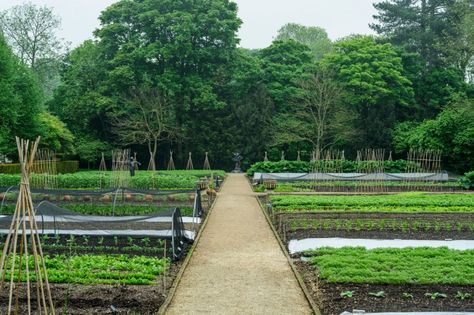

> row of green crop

[
  {"left": 271, "top": 193, "right": 474, "bottom": 213},
  {"left": 0, "top": 204, "right": 194, "bottom": 216},
  {"left": 0, "top": 170, "right": 225, "bottom": 189},
  {"left": 306, "top": 247, "right": 474, "bottom": 285},
  {"left": 289, "top": 218, "right": 474, "bottom": 232},
  {"left": 4, "top": 254, "right": 169, "bottom": 285},
  {"left": 270, "top": 181, "right": 461, "bottom": 192},
  {"left": 248, "top": 160, "right": 422, "bottom": 176}
]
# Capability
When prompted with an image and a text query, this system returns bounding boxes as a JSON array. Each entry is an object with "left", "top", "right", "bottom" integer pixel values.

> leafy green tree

[
  {"left": 0, "top": 2, "right": 64, "bottom": 100},
  {"left": 0, "top": 34, "right": 42, "bottom": 156},
  {"left": 259, "top": 40, "right": 314, "bottom": 113},
  {"left": 393, "top": 101, "right": 474, "bottom": 172},
  {"left": 322, "top": 35, "right": 415, "bottom": 149},
  {"left": 49, "top": 40, "right": 113, "bottom": 159},
  {"left": 37, "top": 112, "right": 74, "bottom": 154},
  {"left": 371, "top": 0, "right": 473, "bottom": 115},
  {"left": 275, "top": 23, "right": 333, "bottom": 60}
]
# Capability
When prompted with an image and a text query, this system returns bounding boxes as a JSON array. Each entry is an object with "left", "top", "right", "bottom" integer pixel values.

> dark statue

[{"left": 232, "top": 153, "right": 243, "bottom": 173}]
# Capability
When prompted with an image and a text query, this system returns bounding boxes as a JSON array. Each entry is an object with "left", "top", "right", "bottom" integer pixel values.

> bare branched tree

[
  {"left": 273, "top": 69, "right": 355, "bottom": 152},
  {"left": 0, "top": 2, "right": 62, "bottom": 69},
  {"left": 112, "top": 88, "right": 179, "bottom": 171}
]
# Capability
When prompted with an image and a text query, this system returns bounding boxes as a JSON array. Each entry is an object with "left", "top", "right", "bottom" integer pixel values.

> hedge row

[
  {"left": 0, "top": 161, "right": 79, "bottom": 174},
  {"left": 247, "top": 160, "right": 417, "bottom": 176}
]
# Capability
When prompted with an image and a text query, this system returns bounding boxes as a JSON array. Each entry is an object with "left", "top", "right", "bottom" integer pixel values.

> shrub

[
  {"left": 247, "top": 160, "right": 410, "bottom": 176},
  {"left": 460, "top": 171, "right": 474, "bottom": 190},
  {"left": 0, "top": 161, "right": 79, "bottom": 174}
]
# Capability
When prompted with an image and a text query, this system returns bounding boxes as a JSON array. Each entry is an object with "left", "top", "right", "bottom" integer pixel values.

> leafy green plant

[
  {"left": 425, "top": 292, "right": 447, "bottom": 300},
  {"left": 369, "top": 291, "right": 385, "bottom": 298},
  {"left": 340, "top": 290, "right": 354, "bottom": 298},
  {"left": 455, "top": 291, "right": 471, "bottom": 300},
  {"left": 402, "top": 292, "right": 413, "bottom": 299}
]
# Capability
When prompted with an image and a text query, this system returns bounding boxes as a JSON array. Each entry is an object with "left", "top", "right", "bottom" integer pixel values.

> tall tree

[
  {"left": 94, "top": 0, "right": 242, "bottom": 162},
  {"left": 371, "top": 0, "right": 473, "bottom": 115},
  {"left": 112, "top": 88, "right": 178, "bottom": 170},
  {"left": 0, "top": 2, "right": 62, "bottom": 69},
  {"left": 0, "top": 34, "right": 42, "bottom": 155},
  {"left": 322, "top": 35, "right": 415, "bottom": 149},
  {"left": 0, "top": 2, "right": 63, "bottom": 100},
  {"left": 275, "top": 23, "right": 333, "bottom": 60},
  {"left": 259, "top": 40, "right": 314, "bottom": 113}
]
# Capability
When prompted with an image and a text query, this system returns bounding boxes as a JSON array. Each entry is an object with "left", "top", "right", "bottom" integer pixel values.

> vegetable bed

[
  {"left": 271, "top": 193, "right": 474, "bottom": 213},
  {"left": 297, "top": 247, "right": 474, "bottom": 314}
]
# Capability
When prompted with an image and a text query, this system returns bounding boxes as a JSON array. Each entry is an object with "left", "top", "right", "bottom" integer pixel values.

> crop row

[
  {"left": 4, "top": 254, "right": 169, "bottom": 285},
  {"left": 305, "top": 247, "right": 474, "bottom": 285},
  {"left": 272, "top": 181, "right": 461, "bottom": 192},
  {"left": 0, "top": 204, "right": 194, "bottom": 216},
  {"left": 289, "top": 218, "right": 474, "bottom": 232},
  {"left": 271, "top": 193, "right": 474, "bottom": 213},
  {"left": 0, "top": 170, "right": 225, "bottom": 190}
]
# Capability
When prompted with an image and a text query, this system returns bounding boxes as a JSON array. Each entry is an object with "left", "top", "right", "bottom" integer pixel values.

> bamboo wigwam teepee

[
  {"left": 99, "top": 152, "right": 107, "bottom": 172},
  {"left": 0, "top": 137, "right": 55, "bottom": 314},
  {"left": 203, "top": 152, "right": 211, "bottom": 170},
  {"left": 186, "top": 152, "right": 194, "bottom": 170},
  {"left": 167, "top": 151, "right": 176, "bottom": 171}
]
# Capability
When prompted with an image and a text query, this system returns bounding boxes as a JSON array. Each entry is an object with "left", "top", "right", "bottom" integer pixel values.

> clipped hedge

[
  {"left": 0, "top": 161, "right": 79, "bottom": 174},
  {"left": 247, "top": 160, "right": 411, "bottom": 176}
]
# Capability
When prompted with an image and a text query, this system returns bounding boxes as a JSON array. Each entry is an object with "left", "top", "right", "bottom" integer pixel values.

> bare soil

[{"left": 0, "top": 263, "right": 181, "bottom": 314}]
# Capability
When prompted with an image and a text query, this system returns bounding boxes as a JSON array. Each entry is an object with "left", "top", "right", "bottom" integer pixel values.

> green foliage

[
  {"left": 393, "top": 101, "right": 474, "bottom": 172},
  {"left": 0, "top": 34, "right": 42, "bottom": 156},
  {"left": 247, "top": 161, "right": 311, "bottom": 176},
  {"left": 461, "top": 171, "right": 474, "bottom": 190},
  {"left": 455, "top": 291, "right": 471, "bottom": 300},
  {"left": 322, "top": 35, "right": 415, "bottom": 148},
  {"left": 307, "top": 247, "right": 474, "bottom": 285},
  {"left": 36, "top": 112, "right": 75, "bottom": 154},
  {"left": 247, "top": 159, "right": 411, "bottom": 176},
  {"left": 260, "top": 39, "right": 314, "bottom": 113},
  {"left": 5, "top": 254, "right": 168, "bottom": 285},
  {"left": 0, "top": 170, "right": 224, "bottom": 189},
  {"left": 340, "top": 290, "right": 354, "bottom": 298},
  {"left": 275, "top": 23, "right": 333, "bottom": 60},
  {"left": 425, "top": 292, "right": 447, "bottom": 300},
  {"left": 0, "top": 161, "right": 78, "bottom": 175},
  {"left": 271, "top": 193, "right": 474, "bottom": 213}
]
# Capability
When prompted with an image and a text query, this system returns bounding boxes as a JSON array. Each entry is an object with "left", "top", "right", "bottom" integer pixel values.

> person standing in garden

[{"left": 130, "top": 156, "right": 141, "bottom": 177}]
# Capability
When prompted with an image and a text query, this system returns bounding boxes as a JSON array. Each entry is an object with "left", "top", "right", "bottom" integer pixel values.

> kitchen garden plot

[
  {"left": 261, "top": 192, "right": 474, "bottom": 314},
  {"left": 0, "top": 185, "right": 211, "bottom": 314}
]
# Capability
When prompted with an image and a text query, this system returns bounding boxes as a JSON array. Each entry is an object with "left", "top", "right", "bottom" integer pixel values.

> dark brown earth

[
  {"left": 288, "top": 228, "right": 474, "bottom": 240},
  {"left": 0, "top": 262, "right": 181, "bottom": 314},
  {"left": 295, "top": 260, "right": 474, "bottom": 315}
]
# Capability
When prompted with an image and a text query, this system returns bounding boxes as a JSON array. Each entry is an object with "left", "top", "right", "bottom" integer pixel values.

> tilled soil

[
  {"left": 0, "top": 263, "right": 181, "bottom": 314},
  {"left": 288, "top": 228, "right": 474, "bottom": 240},
  {"left": 295, "top": 260, "right": 474, "bottom": 315}
]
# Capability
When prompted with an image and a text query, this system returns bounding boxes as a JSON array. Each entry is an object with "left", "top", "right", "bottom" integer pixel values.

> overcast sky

[{"left": 0, "top": 0, "right": 378, "bottom": 49}]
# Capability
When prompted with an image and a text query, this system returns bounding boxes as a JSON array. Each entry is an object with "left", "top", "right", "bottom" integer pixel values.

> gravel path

[{"left": 166, "top": 173, "right": 312, "bottom": 314}]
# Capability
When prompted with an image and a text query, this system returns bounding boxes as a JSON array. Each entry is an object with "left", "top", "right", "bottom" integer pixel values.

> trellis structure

[
  {"left": 186, "top": 152, "right": 194, "bottom": 170},
  {"left": 0, "top": 136, "right": 55, "bottom": 314},
  {"left": 167, "top": 151, "right": 176, "bottom": 171},
  {"left": 203, "top": 152, "right": 211, "bottom": 171},
  {"left": 110, "top": 149, "right": 130, "bottom": 188},
  {"left": 30, "top": 149, "right": 58, "bottom": 190}
]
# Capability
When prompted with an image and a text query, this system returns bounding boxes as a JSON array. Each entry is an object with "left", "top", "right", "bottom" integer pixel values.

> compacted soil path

[{"left": 166, "top": 173, "right": 312, "bottom": 314}]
